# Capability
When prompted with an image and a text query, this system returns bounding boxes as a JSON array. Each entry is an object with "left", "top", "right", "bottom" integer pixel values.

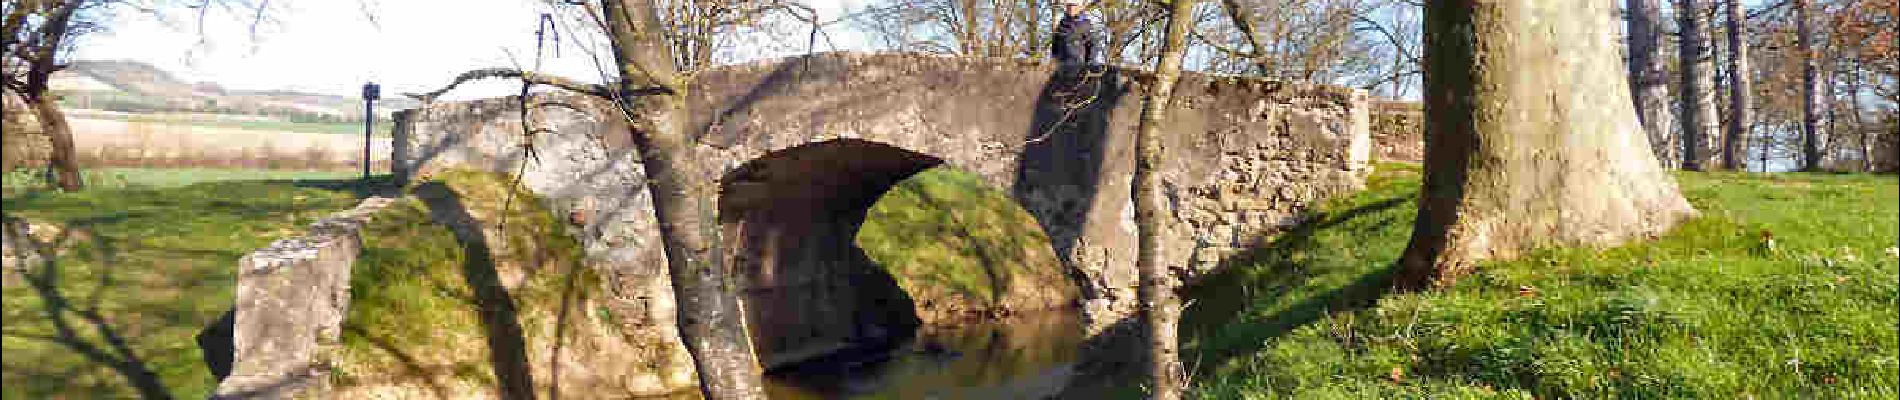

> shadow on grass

[
  {"left": 414, "top": 182, "right": 536, "bottom": 400},
  {"left": 284, "top": 175, "right": 404, "bottom": 198},
  {"left": 1178, "top": 195, "right": 1413, "bottom": 376},
  {"left": 2, "top": 216, "right": 174, "bottom": 399},
  {"left": 1052, "top": 194, "right": 1415, "bottom": 399}
]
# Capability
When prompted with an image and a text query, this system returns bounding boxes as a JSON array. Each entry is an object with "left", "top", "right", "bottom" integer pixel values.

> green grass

[
  {"left": 1185, "top": 164, "right": 1899, "bottom": 398},
  {"left": 856, "top": 167, "right": 1074, "bottom": 314},
  {"left": 334, "top": 169, "right": 600, "bottom": 395},
  {"left": 1, "top": 180, "right": 360, "bottom": 398},
  {"left": 4, "top": 167, "right": 358, "bottom": 194}
]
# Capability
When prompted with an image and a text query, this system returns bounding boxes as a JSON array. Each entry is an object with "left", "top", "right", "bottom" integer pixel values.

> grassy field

[
  {"left": 69, "top": 111, "right": 395, "bottom": 136},
  {"left": 1184, "top": 164, "right": 1898, "bottom": 398},
  {"left": 1, "top": 177, "right": 361, "bottom": 398},
  {"left": 4, "top": 167, "right": 358, "bottom": 193}
]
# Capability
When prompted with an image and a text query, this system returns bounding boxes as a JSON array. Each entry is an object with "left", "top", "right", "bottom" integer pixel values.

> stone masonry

[
  {"left": 394, "top": 52, "right": 1370, "bottom": 373},
  {"left": 212, "top": 197, "right": 395, "bottom": 399}
]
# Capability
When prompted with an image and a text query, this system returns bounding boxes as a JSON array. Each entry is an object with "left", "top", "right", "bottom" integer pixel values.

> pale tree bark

[
  {"left": 1797, "top": 0, "right": 1824, "bottom": 171},
  {"left": 1723, "top": 0, "right": 1749, "bottom": 170},
  {"left": 1396, "top": 0, "right": 1697, "bottom": 289},
  {"left": 599, "top": 1, "right": 766, "bottom": 398},
  {"left": 1676, "top": 0, "right": 1720, "bottom": 171},
  {"left": 1848, "top": 65, "right": 1870, "bottom": 172},
  {"left": 1133, "top": 0, "right": 1196, "bottom": 398},
  {"left": 1627, "top": 0, "right": 1678, "bottom": 169}
]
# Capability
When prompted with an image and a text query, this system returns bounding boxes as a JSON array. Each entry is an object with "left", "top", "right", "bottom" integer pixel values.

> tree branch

[{"left": 406, "top": 67, "right": 661, "bottom": 102}]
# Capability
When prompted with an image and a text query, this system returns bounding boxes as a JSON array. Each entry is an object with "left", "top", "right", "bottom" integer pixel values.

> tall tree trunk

[
  {"left": 1798, "top": 0, "right": 1824, "bottom": 171},
  {"left": 1723, "top": 0, "right": 1750, "bottom": 170},
  {"left": 600, "top": 1, "right": 766, "bottom": 398},
  {"left": 961, "top": 0, "right": 980, "bottom": 55},
  {"left": 1676, "top": 0, "right": 1720, "bottom": 171},
  {"left": 1396, "top": 0, "right": 1697, "bottom": 289},
  {"left": 1627, "top": 0, "right": 1678, "bottom": 168},
  {"left": 22, "top": 0, "right": 84, "bottom": 191},
  {"left": 1134, "top": 0, "right": 1196, "bottom": 398},
  {"left": 1027, "top": 0, "right": 1044, "bottom": 59},
  {"left": 1849, "top": 65, "right": 1870, "bottom": 172},
  {"left": 28, "top": 95, "right": 82, "bottom": 191}
]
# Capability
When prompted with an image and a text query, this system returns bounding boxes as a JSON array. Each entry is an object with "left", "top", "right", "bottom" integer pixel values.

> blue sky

[{"left": 74, "top": 0, "right": 872, "bottom": 100}]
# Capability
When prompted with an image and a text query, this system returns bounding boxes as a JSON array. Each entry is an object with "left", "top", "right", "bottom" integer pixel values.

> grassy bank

[
  {"left": 1, "top": 180, "right": 360, "bottom": 398},
  {"left": 1185, "top": 164, "right": 1898, "bottom": 398},
  {"left": 332, "top": 170, "right": 600, "bottom": 395},
  {"left": 857, "top": 167, "right": 1076, "bottom": 319}
]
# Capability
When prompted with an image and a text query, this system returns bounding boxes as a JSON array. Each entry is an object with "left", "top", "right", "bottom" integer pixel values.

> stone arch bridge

[{"left": 392, "top": 52, "right": 1370, "bottom": 369}]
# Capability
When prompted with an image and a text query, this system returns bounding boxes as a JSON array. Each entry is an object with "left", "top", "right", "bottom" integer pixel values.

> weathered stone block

[{"left": 213, "top": 197, "right": 393, "bottom": 399}]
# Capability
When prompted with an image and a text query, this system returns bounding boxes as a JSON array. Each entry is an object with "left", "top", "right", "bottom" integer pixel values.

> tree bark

[
  {"left": 599, "top": 1, "right": 766, "bottom": 398},
  {"left": 1848, "top": 65, "right": 1870, "bottom": 172},
  {"left": 1723, "top": 0, "right": 1750, "bottom": 170},
  {"left": 1627, "top": 0, "right": 1678, "bottom": 169},
  {"left": 28, "top": 94, "right": 82, "bottom": 191},
  {"left": 1133, "top": 0, "right": 1196, "bottom": 398},
  {"left": 1395, "top": 0, "right": 1698, "bottom": 290},
  {"left": 1797, "top": 0, "right": 1824, "bottom": 171},
  {"left": 1676, "top": 0, "right": 1720, "bottom": 171},
  {"left": 19, "top": 0, "right": 85, "bottom": 191}
]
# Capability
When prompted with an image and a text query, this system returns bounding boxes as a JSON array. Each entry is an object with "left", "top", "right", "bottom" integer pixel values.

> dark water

[{"left": 764, "top": 311, "right": 1086, "bottom": 399}]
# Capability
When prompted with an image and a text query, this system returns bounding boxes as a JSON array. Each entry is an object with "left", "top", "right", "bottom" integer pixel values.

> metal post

[{"left": 361, "top": 82, "right": 380, "bottom": 191}]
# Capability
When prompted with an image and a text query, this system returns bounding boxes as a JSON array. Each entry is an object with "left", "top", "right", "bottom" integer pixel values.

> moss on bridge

[
  {"left": 335, "top": 170, "right": 685, "bottom": 398},
  {"left": 857, "top": 167, "right": 1079, "bottom": 323}
]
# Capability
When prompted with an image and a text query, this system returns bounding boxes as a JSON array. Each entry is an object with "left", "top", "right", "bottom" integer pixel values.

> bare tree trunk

[
  {"left": 28, "top": 95, "right": 82, "bottom": 191},
  {"left": 1627, "top": 0, "right": 1678, "bottom": 168},
  {"left": 1396, "top": 0, "right": 1697, "bottom": 289},
  {"left": 1723, "top": 0, "right": 1750, "bottom": 170},
  {"left": 20, "top": 0, "right": 85, "bottom": 191},
  {"left": 600, "top": 1, "right": 765, "bottom": 398},
  {"left": 961, "top": 0, "right": 980, "bottom": 55},
  {"left": 1849, "top": 65, "right": 1870, "bottom": 172},
  {"left": 1798, "top": 0, "right": 1824, "bottom": 171},
  {"left": 1027, "top": 0, "right": 1045, "bottom": 59},
  {"left": 1133, "top": 0, "right": 1196, "bottom": 398},
  {"left": 1676, "top": 0, "right": 1720, "bottom": 171}
]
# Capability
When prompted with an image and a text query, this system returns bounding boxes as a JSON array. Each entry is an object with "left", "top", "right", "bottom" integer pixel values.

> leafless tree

[
  {"left": 1134, "top": 0, "right": 1194, "bottom": 398},
  {"left": 3, "top": 0, "right": 277, "bottom": 191},
  {"left": 412, "top": 1, "right": 827, "bottom": 398},
  {"left": 1677, "top": 0, "right": 1721, "bottom": 171}
]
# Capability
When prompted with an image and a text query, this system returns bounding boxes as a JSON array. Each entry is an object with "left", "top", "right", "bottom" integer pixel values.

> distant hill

[{"left": 52, "top": 59, "right": 419, "bottom": 117}]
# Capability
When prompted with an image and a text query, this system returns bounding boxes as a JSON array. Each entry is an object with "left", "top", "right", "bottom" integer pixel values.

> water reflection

[{"left": 765, "top": 311, "right": 1085, "bottom": 399}]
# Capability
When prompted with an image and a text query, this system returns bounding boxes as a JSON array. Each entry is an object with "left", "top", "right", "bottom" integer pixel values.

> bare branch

[{"left": 405, "top": 67, "right": 663, "bottom": 102}]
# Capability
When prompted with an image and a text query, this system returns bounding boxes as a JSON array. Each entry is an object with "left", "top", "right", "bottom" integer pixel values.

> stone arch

[
  {"left": 395, "top": 52, "right": 1374, "bottom": 353},
  {"left": 717, "top": 137, "right": 1086, "bottom": 369}
]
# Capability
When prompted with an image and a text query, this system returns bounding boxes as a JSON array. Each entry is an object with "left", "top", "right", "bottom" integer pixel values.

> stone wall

[
  {"left": 212, "top": 197, "right": 395, "bottom": 399},
  {"left": 2, "top": 92, "right": 51, "bottom": 172},
  {"left": 1371, "top": 100, "right": 1424, "bottom": 163},
  {"left": 394, "top": 51, "right": 1371, "bottom": 370}
]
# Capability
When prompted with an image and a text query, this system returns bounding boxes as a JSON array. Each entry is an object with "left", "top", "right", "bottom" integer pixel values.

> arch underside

[{"left": 719, "top": 139, "right": 946, "bottom": 368}]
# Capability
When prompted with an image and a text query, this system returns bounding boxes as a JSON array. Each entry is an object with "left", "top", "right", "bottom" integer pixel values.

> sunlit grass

[
  {"left": 1, "top": 180, "right": 359, "bottom": 398},
  {"left": 1186, "top": 165, "right": 1898, "bottom": 398}
]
